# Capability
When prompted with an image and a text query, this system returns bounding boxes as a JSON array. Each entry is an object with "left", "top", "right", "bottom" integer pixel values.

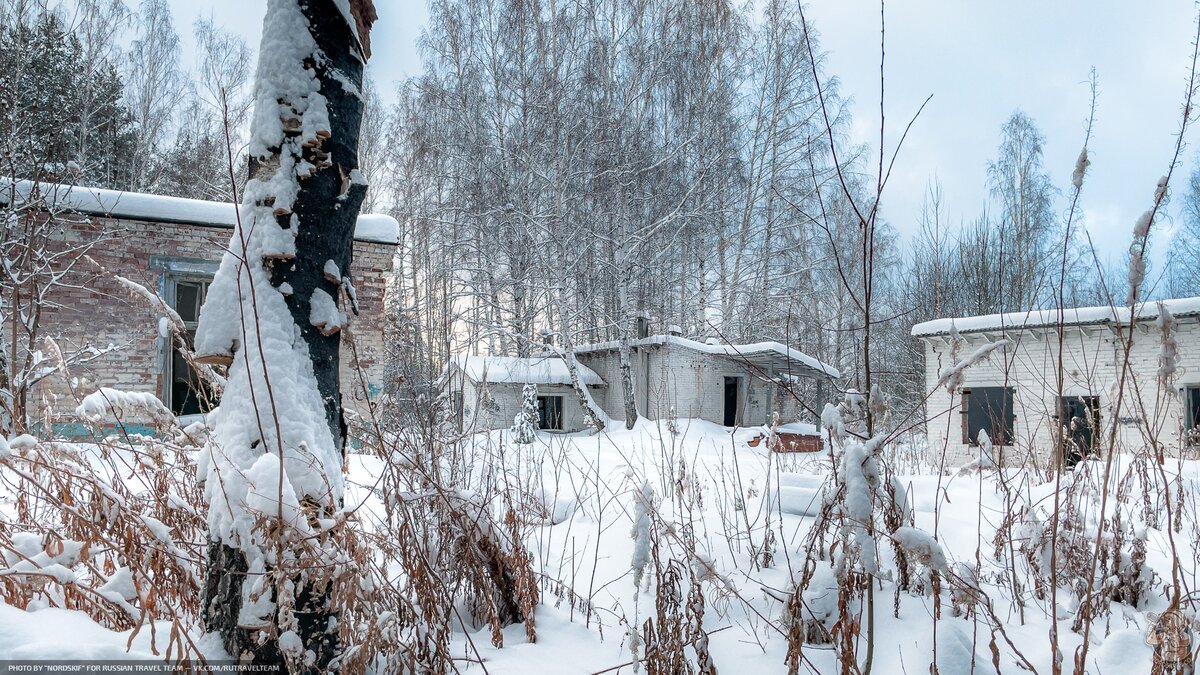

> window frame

[
  {"left": 151, "top": 256, "right": 220, "bottom": 417},
  {"left": 960, "top": 386, "right": 1015, "bottom": 446},
  {"left": 1056, "top": 395, "right": 1101, "bottom": 462},
  {"left": 1185, "top": 386, "right": 1200, "bottom": 446},
  {"left": 537, "top": 395, "right": 564, "bottom": 431}
]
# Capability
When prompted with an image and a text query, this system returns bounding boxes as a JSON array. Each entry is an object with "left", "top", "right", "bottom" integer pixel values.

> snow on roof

[
  {"left": 451, "top": 355, "right": 606, "bottom": 386},
  {"left": 1, "top": 178, "right": 400, "bottom": 245},
  {"left": 911, "top": 296, "right": 1200, "bottom": 337},
  {"left": 574, "top": 334, "right": 840, "bottom": 380},
  {"left": 776, "top": 421, "right": 819, "bottom": 435}
]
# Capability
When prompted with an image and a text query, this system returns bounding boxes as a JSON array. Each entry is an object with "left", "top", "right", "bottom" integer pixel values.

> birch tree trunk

[{"left": 196, "top": 0, "right": 375, "bottom": 668}]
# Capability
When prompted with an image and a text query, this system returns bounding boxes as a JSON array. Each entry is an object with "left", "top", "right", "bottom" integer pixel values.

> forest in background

[{"left": 4, "top": 0, "right": 1200, "bottom": 421}]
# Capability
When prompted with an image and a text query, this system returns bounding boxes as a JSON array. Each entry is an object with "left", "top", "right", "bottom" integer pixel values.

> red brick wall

[
  {"left": 22, "top": 214, "right": 394, "bottom": 431},
  {"left": 772, "top": 432, "right": 823, "bottom": 454}
]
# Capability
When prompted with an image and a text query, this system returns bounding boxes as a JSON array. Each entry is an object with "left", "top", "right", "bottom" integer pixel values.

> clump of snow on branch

[
  {"left": 76, "top": 387, "right": 175, "bottom": 427},
  {"left": 936, "top": 338, "right": 1010, "bottom": 393},
  {"left": 837, "top": 435, "right": 885, "bottom": 574},
  {"left": 958, "top": 428, "right": 998, "bottom": 474},
  {"left": 821, "top": 402, "right": 845, "bottom": 445},
  {"left": 1127, "top": 196, "right": 1160, "bottom": 303},
  {"left": 1072, "top": 147, "right": 1090, "bottom": 190},
  {"left": 892, "top": 527, "right": 949, "bottom": 573},
  {"left": 1157, "top": 302, "right": 1178, "bottom": 387}
]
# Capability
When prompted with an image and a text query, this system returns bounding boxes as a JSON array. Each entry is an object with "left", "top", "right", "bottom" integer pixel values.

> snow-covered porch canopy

[
  {"left": 450, "top": 355, "right": 607, "bottom": 387},
  {"left": 0, "top": 178, "right": 400, "bottom": 244},
  {"left": 575, "top": 335, "right": 840, "bottom": 380}
]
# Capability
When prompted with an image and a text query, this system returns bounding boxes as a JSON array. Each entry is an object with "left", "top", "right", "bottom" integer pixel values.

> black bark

[
  {"left": 267, "top": 1, "right": 368, "bottom": 454},
  {"left": 202, "top": 1, "right": 372, "bottom": 670}
]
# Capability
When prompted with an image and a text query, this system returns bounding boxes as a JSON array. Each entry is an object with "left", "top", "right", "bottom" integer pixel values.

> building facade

[
  {"left": 447, "top": 334, "right": 839, "bottom": 434},
  {"left": 913, "top": 299, "right": 1200, "bottom": 470},
  {"left": 2, "top": 180, "right": 397, "bottom": 436}
]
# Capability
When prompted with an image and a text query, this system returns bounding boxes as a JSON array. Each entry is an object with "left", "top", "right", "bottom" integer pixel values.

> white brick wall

[
  {"left": 922, "top": 319, "right": 1200, "bottom": 469},
  {"left": 455, "top": 344, "right": 821, "bottom": 432},
  {"left": 581, "top": 344, "right": 783, "bottom": 428},
  {"left": 455, "top": 370, "right": 600, "bottom": 433}
]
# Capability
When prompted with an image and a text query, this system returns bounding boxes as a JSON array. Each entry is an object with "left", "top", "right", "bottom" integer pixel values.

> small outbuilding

[
  {"left": 444, "top": 355, "right": 607, "bottom": 433},
  {"left": 912, "top": 298, "right": 1200, "bottom": 469},
  {"left": 447, "top": 332, "right": 839, "bottom": 434},
  {"left": 575, "top": 334, "right": 838, "bottom": 428}
]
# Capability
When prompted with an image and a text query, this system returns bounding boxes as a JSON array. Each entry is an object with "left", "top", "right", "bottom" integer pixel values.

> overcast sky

[{"left": 171, "top": 1, "right": 1200, "bottom": 269}]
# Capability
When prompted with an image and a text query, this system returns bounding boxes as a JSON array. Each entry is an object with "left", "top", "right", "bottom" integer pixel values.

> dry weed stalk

[{"left": 0, "top": 417, "right": 208, "bottom": 664}]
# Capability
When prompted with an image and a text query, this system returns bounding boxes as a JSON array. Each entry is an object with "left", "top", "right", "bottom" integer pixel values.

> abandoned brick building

[{"left": 1, "top": 179, "right": 398, "bottom": 436}]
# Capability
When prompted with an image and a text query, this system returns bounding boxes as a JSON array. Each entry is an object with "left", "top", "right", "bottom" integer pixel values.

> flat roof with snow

[
  {"left": 911, "top": 297, "right": 1200, "bottom": 337},
  {"left": 1, "top": 178, "right": 400, "bottom": 245},
  {"left": 574, "top": 334, "right": 840, "bottom": 379},
  {"left": 451, "top": 355, "right": 606, "bottom": 387}
]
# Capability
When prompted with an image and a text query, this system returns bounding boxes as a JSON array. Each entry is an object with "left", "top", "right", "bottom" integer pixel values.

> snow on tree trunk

[
  {"left": 550, "top": 293, "right": 608, "bottom": 432},
  {"left": 616, "top": 255, "right": 639, "bottom": 430},
  {"left": 0, "top": 295, "right": 10, "bottom": 436},
  {"left": 563, "top": 345, "right": 608, "bottom": 433},
  {"left": 193, "top": 0, "right": 374, "bottom": 666}
]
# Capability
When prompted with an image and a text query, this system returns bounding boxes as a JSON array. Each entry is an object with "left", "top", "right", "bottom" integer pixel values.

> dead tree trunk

[{"left": 197, "top": 0, "right": 375, "bottom": 668}]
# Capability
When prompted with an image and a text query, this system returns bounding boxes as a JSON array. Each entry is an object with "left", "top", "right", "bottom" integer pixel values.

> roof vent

[
  {"left": 667, "top": 324, "right": 684, "bottom": 337},
  {"left": 705, "top": 337, "right": 720, "bottom": 346}
]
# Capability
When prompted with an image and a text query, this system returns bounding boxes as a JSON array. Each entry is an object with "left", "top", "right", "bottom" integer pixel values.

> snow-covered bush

[
  {"left": 0, "top": 406, "right": 207, "bottom": 660},
  {"left": 511, "top": 383, "right": 538, "bottom": 445},
  {"left": 1015, "top": 458, "right": 1163, "bottom": 630}
]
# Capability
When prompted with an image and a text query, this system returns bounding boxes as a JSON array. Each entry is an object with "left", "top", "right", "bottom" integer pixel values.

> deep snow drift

[{"left": 0, "top": 419, "right": 1195, "bottom": 673}]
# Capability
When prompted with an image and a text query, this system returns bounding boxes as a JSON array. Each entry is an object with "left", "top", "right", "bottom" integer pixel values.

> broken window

[
  {"left": 537, "top": 395, "right": 563, "bottom": 430},
  {"left": 168, "top": 278, "right": 218, "bottom": 417},
  {"left": 1186, "top": 386, "right": 1200, "bottom": 447},
  {"left": 961, "top": 386, "right": 1014, "bottom": 446},
  {"left": 1058, "top": 395, "right": 1100, "bottom": 467}
]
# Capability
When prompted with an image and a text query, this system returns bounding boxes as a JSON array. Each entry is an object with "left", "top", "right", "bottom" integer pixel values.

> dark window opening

[
  {"left": 451, "top": 391, "right": 464, "bottom": 431},
  {"left": 537, "top": 395, "right": 563, "bottom": 430},
  {"left": 1058, "top": 396, "right": 1100, "bottom": 467},
  {"left": 961, "top": 386, "right": 1015, "bottom": 446},
  {"left": 168, "top": 279, "right": 219, "bottom": 416},
  {"left": 1186, "top": 387, "right": 1200, "bottom": 446},
  {"left": 723, "top": 376, "right": 741, "bottom": 427}
]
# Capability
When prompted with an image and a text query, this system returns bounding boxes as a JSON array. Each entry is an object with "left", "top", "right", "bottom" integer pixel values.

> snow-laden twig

[{"left": 936, "top": 338, "right": 1010, "bottom": 393}]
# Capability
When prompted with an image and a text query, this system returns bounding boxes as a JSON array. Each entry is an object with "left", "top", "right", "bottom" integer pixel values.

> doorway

[
  {"left": 1059, "top": 396, "right": 1100, "bottom": 468},
  {"left": 723, "top": 377, "right": 741, "bottom": 427}
]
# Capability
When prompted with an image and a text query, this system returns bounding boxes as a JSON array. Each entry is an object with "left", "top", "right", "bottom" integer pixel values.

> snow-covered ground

[{"left": 1, "top": 420, "right": 1196, "bottom": 673}]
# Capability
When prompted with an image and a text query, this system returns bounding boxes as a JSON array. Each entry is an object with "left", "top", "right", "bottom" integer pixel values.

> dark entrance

[
  {"left": 1059, "top": 396, "right": 1100, "bottom": 468},
  {"left": 723, "top": 377, "right": 741, "bottom": 427},
  {"left": 169, "top": 278, "right": 218, "bottom": 416},
  {"left": 1186, "top": 386, "right": 1200, "bottom": 446},
  {"left": 537, "top": 395, "right": 563, "bottom": 430}
]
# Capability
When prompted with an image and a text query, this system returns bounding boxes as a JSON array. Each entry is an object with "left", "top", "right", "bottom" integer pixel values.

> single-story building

[
  {"left": 444, "top": 355, "right": 607, "bottom": 433},
  {"left": 1, "top": 179, "right": 398, "bottom": 436},
  {"left": 447, "top": 329, "right": 839, "bottom": 433},
  {"left": 912, "top": 297, "right": 1200, "bottom": 469}
]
